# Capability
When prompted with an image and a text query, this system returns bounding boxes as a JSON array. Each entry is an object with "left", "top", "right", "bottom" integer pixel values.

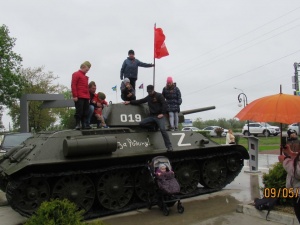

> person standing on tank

[
  {"left": 86, "top": 81, "right": 97, "bottom": 127},
  {"left": 120, "top": 50, "right": 154, "bottom": 90},
  {"left": 71, "top": 61, "right": 92, "bottom": 130},
  {"left": 162, "top": 77, "right": 182, "bottom": 131},
  {"left": 124, "top": 85, "right": 173, "bottom": 152}
]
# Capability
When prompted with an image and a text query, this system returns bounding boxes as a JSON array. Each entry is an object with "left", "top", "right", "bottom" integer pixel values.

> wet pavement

[
  {"left": 99, "top": 155, "right": 281, "bottom": 225},
  {"left": 0, "top": 154, "right": 287, "bottom": 225}
]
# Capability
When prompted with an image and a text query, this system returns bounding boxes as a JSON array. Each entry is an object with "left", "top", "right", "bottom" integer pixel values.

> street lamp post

[
  {"left": 234, "top": 87, "right": 245, "bottom": 107},
  {"left": 237, "top": 92, "right": 260, "bottom": 173},
  {"left": 237, "top": 93, "right": 250, "bottom": 135}
]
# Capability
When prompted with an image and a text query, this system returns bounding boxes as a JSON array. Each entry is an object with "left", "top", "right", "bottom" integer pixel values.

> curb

[{"left": 237, "top": 204, "right": 297, "bottom": 225}]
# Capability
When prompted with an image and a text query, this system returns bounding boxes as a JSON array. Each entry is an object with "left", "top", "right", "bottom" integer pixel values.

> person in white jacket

[
  {"left": 278, "top": 144, "right": 300, "bottom": 223},
  {"left": 226, "top": 129, "right": 235, "bottom": 144}
]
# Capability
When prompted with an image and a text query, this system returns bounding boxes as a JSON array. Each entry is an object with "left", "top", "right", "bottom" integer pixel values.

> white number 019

[{"left": 120, "top": 114, "right": 142, "bottom": 122}]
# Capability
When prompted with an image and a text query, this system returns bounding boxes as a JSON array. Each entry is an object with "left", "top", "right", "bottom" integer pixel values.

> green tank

[{"left": 0, "top": 103, "right": 249, "bottom": 218}]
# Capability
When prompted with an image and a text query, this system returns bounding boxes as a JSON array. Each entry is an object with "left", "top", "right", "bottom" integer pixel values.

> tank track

[{"left": 5, "top": 148, "right": 244, "bottom": 219}]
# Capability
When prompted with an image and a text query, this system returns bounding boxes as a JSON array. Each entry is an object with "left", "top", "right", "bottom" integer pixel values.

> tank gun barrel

[
  {"left": 181, "top": 106, "right": 216, "bottom": 115},
  {"left": 178, "top": 106, "right": 215, "bottom": 123}
]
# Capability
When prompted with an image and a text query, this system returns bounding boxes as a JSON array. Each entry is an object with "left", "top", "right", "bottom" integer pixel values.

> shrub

[
  {"left": 198, "top": 130, "right": 210, "bottom": 138},
  {"left": 262, "top": 162, "right": 292, "bottom": 205},
  {"left": 214, "top": 127, "right": 224, "bottom": 137},
  {"left": 25, "top": 198, "right": 84, "bottom": 225}
]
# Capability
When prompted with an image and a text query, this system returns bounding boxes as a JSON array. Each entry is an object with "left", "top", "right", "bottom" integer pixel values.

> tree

[
  {"left": 8, "top": 67, "right": 68, "bottom": 131},
  {"left": 59, "top": 107, "right": 76, "bottom": 129},
  {"left": 0, "top": 24, "right": 24, "bottom": 107},
  {"left": 217, "top": 118, "right": 227, "bottom": 129},
  {"left": 193, "top": 118, "right": 203, "bottom": 128},
  {"left": 0, "top": 107, "right": 4, "bottom": 131},
  {"left": 53, "top": 90, "right": 75, "bottom": 130},
  {"left": 0, "top": 24, "right": 25, "bottom": 130}
]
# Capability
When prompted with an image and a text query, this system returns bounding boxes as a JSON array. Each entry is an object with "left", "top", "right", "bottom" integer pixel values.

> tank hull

[{"left": 0, "top": 128, "right": 248, "bottom": 218}]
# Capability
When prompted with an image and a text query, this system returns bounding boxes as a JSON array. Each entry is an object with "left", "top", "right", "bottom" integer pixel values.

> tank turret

[
  {"left": 103, "top": 104, "right": 215, "bottom": 127},
  {"left": 0, "top": 103, "right": 248, "bottom": 219}
]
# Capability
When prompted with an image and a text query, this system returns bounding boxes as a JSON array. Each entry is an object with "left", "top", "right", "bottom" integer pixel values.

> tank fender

[
  {"left": 9, "top": 147, "right": 33, "bottom": 163},
  {"left": 230, "top": 145, "right": 249, "bottom": 159},
  {"left": 63, "top": 136, "right": 117, "bottom": 157}
]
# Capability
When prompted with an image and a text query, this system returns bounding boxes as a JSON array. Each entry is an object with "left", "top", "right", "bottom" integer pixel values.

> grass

[{"left": 211, "top": 135, "right": 280, "bottom": 152}]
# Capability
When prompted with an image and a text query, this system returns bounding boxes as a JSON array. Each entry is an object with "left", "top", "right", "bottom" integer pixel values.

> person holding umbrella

[{"left": 278, "top": 145, "right": 300, "bottom": 223}]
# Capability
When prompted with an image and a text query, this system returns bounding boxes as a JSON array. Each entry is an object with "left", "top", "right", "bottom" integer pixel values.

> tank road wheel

[
  {"left": 201, "top": 158, "right": 227, "bottom": 189},
  {"left": 51, "top": 175, "right": 95, "bottom": 213},
  {"left": 97, "top": 170, "right": 134, "bottom": 210},
  {"left": 134, "top": 167, "right": 156, "bottom": 202},
  {"left": 174, "top": 160, "right": 200, "bottom": 194},
  {"left": 226, "top": 154, "right": 243, "bottom": 172},
  {"left": 6, "top": 178, "right": 50, "bottom": 215}
]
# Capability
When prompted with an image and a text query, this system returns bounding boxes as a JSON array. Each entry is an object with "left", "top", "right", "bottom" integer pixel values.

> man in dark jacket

[
  {"left": 71, "top": 61, "right": 91, "bottom": 130},
  {"left": 124, "top": 85, "right": 173, "bottom": 152},
  {"left": 120, "top": 49, "right": 154, "bottom": 90}
]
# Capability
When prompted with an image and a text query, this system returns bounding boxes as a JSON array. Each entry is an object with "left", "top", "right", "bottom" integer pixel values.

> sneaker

[
  {"left": 168, "top": 127, "right": 175, "bottom": 131},
  {"left": 175, "top": 127, "right": 178, "bottom": 131},
  {"left": 103, "top": 125, "right": 109, "bottom": 128},
  {"left": 167, "top": 147, "right": 173, "bottom": 152},
  {"left": 75, "top": 123, "right": 81, "bottom": 130}
]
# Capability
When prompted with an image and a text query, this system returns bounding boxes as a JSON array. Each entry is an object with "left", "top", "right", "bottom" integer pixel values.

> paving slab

[{"left": 237, "top": 204, "right": 297, "bottom": 225}]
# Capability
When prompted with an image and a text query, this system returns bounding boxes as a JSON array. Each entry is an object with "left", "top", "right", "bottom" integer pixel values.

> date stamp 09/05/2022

[{"left": 264, "top": 188, "right": 300, "bottom": 198}]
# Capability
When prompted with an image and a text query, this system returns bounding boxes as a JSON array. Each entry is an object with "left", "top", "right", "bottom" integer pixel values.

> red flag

[{"left": 154, "top": 28, "right": 169, "bottom": 59}]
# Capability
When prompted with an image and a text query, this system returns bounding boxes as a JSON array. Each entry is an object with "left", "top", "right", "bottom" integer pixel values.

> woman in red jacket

[{"left": 71, "top": 61, "right": 91, "bottom": 130}]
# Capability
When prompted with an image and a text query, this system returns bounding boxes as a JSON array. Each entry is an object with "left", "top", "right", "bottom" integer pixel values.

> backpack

[{"left": 254, "top": 197, "right": 278, "bottom": 220}]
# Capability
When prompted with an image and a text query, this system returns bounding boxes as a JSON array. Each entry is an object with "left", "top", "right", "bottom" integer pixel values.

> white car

[
  {"left": 288, "top": 123, "right": 299, "bottom": 134},
  {"left": 181, "top": 127, "right": 200, "bottom": 131},
  {"left": 242, "top": 122, "right": 280, "bottom": 137},
  {"left": 201, "top": 126, "right": 228, "bottom": 137}
]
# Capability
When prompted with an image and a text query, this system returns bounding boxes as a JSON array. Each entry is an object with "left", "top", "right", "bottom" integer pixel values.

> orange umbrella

[{"left": 235, "top": 93, "right": 300, "bottom": 124}]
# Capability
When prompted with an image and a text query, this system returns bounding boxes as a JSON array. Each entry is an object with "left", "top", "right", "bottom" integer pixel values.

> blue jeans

[
  {"left": 86, "top": 105, "right": 94, "bottom": 125},
  {"left": 140, "top": 116, "right": 172, "bottom": 148},
  {"left": 168, "top": 112, "right": 179, "bottom": 128}
]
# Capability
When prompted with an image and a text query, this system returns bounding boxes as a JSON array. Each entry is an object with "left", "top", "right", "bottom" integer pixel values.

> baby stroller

[{"left": 147, "top": 156, "right": 184, "bottom": 216}]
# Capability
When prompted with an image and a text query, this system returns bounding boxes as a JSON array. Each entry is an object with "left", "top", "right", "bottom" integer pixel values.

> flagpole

[
  {"left": 116, "top": 88, "right": 118, "bottom": 103},
  {"left": 153, "top": 23, "right": 156, "bottom": 87}
]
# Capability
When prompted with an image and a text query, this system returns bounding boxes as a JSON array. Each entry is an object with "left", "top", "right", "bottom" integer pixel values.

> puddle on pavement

[
  {"left": 96, "top": 156, "right": 278, "bottom": 225},
  {"left": 101, "top": 195, "right": 240, "bottom": 225}
]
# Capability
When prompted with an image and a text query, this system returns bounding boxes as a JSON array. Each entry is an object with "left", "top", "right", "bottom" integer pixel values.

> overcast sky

[{"left": 1, "top": 0, "right": 300, "bottom": 129}]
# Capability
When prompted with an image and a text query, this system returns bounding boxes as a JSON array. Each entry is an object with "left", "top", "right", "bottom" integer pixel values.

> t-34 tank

[{"left": 0, "top": 104, "right": 249, "bottom": 218}]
